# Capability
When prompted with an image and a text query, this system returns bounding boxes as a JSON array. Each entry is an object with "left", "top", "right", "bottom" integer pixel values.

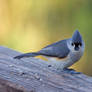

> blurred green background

[{"left": 0, "top": 0, "right": 92, "bottom": 76}]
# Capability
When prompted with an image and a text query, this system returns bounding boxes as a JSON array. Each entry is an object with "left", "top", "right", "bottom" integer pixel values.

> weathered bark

[{"left": 0, "top": 46, "right": 91, "bottom": 92}]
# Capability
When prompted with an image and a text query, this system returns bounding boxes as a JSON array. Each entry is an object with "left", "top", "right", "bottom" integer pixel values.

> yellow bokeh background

[{"left": 0, "top": 0, "right": 92, "bottom": 76}]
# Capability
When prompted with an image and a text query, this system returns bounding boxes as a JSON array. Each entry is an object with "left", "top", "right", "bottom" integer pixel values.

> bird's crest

[{"left": 72, "top": 30, "right": 82, "bottom": 43}]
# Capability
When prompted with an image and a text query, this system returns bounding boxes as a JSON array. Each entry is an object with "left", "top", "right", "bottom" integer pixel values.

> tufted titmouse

[{"left": 14, "top": 30, "right": 85, "bottom": 72}]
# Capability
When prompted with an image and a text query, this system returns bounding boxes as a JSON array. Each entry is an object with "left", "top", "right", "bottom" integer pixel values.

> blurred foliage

[{"left": 0, "top": 0, "right": 92, "bottom": 75}]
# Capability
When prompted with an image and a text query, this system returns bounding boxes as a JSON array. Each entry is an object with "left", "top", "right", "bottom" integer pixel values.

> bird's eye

[
  {"left": 71, "top": 43, "right": 74, "bottom": 46},
  {"left": 79, "top": 43, "right": 82, "bottom": 46}
]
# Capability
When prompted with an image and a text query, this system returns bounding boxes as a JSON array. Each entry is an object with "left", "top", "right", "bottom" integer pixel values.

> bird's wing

[{"left": 38, "top": 40, "right": 70, "bottom": 58}]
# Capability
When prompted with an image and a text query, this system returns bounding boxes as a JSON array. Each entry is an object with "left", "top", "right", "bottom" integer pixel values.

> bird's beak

[{"left": 75, "top": 47, "right": 79, "bottom": 51}]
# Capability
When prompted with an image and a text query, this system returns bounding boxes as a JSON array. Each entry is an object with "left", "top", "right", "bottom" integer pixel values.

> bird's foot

[{"left": 63, "top": 68, "right": 81, "bottom": 74}]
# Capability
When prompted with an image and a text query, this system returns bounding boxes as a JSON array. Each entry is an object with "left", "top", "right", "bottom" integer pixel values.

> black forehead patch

[{"left": 74, "top": 42, "right": 82, "bottom": 46}]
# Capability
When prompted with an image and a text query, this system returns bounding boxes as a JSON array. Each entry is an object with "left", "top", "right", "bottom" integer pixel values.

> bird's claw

[{"left": 63, "top": 68, "right": 81, "bottom": 74}]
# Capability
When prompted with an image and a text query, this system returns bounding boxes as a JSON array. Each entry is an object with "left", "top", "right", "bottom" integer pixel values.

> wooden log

[{"left": 0, "top": 46, "right": 92, "bottom": 92}]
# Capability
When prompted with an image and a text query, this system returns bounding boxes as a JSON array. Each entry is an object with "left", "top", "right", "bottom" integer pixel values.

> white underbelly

[
  {"left": 44, "top": 50, "right": 84, "bottom": 70},
  {"left": 61, "top": 50, "right": 83, "bottom": 69}
]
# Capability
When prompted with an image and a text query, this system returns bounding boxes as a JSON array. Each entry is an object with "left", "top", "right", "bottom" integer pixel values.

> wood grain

[{"left": 0, "top": 46, "right": 91, "bottom": 92}]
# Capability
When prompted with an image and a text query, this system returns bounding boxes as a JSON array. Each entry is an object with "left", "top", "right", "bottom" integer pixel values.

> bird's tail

[{"left": 14, "top": 52, "right": 40, "bottom": 59}]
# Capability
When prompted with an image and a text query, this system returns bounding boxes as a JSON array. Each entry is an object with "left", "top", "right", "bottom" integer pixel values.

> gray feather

[
  {"left": 38, "top": 39, "right": 70, "bottom": 58},
  {"left": 14, "top": 52, "right": 40, "bottom": 59},
  {"left": 14, "top": 39, "right": 70, "bottom": 59}
]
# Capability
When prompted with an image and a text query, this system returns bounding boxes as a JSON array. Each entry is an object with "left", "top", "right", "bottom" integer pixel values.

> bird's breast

[
  {"left": 44, "top": 50, "right": 84, "bottom": 69},
  {"left": 69, "top": 50, "right": 84, "bottom": 62}
]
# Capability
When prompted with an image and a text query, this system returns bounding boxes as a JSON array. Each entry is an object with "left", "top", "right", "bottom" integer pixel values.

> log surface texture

[{"left": 0, "top": 46, "right": 92, "bottom": 92}]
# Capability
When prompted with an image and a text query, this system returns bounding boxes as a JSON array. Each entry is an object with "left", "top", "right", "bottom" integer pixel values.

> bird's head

[
  {"left": 71, "top": 30, "right": 83, "bottom": 51},
  {"left": 68, "top": 30, "right": 84, "bottom": 52}
]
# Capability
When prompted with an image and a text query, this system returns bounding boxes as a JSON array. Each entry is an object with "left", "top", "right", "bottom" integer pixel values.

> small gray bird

[{"left": 14, "top": 30, "right": 85, "bottom": 73}]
